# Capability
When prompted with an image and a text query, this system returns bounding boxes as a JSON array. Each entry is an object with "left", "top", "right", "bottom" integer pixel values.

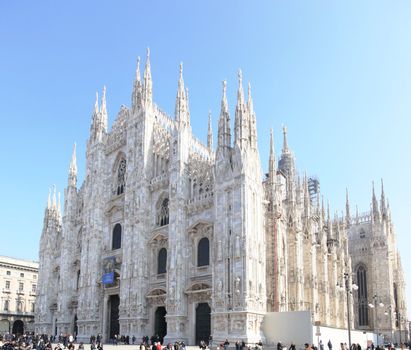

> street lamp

[
  {"left": 337, "top": 272, "right": 358, "bottom": 350},
  {"left": 368, "top": 295, "right": 384, "bottom": 345},
  {"left": 384, "top": 305, "right": 393, "bottom": 344}
]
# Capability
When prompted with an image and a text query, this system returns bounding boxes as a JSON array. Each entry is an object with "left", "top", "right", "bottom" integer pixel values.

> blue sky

[{"left": 1, "top": 1, "right": 411, "bottom": 317}]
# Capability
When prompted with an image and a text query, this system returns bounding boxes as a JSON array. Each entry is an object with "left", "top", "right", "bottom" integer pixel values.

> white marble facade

[{"left": 35, "top": 51, "right": 407, "bottom": 344}]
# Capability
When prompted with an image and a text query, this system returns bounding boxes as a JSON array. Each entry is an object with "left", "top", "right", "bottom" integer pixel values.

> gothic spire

[
  {"left": 381, "top": 178, "right": 387, "bottom": 219},
  {"left": 47, "top": 188, "right": 51, "bottom": 210},
  {"left": 321, "top": 196, "right": 325, "bottom": 224},
  {"left": 90, "top": 91, "right": 100, "bottom": 139},
  {"left": 303, "top": 174, "right": 310, "bottom": 216},
  {"left": 327, "top": 200, "right": 333, "bottom": 239},
  {"left": 268, "top": 128, "right": 276, "bottom": 183},
  {"left": 237, "top": 69, "right": 244, "bottom": 107},
  {"left": 346, "top": 188, "right": 351, "bottom": 227},
  {"left": 234, "top": 69, "right": 248, "bottom": 148},
  {"left": 185, "top": 87, "right": 190, "bottom": 122},
  {"left": 131, "top": 56, "right": 142, "bottom": 112},
  {"left": 248, "top": 82, "right": 257, "bottom": 150},
  {"left": 207, "top": 111, "right": 213, "bottom": 151},
  {"left": 278, "top": 125, "right": 296, "bottom": 177},
  {"left": 175, "top": 63, "right": 190, "bottom": 127},
  {"left": 247, "top": 82, "right": 254, "bottom": 113},
  {"left": 143, "top": 48, "right": 152, "bottom": 107},
  {"left": 97, "top": 86, "right": 108, "bottom": 134},
  {"left": 217, "top": 80, "right": 231, "bottom": 149},
  {"left": 52, "top": 185, "right": 57, "bottom": 210},
  {"left": 372, "top": 181, "right": 380, "bottom": 222},
  {"left": 282, "top": 125, "right": 289, "bottom": 154},
  {"left": 68, "top": 142, "right": 77, "bottom": 187},
  {"left": 94, "top": 91, "right": 99, "bottom": 115}
]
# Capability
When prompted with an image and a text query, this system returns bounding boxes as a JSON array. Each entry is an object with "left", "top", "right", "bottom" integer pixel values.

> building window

[
  {"left": 4, "top": 300, "right": 9, "bottom": 311},
  {"left": 33, "top": 275, "right": 37, "bottom": 279},
  {"left": 31, "top": 303, "right": 35, "bottom": 313},
  {"left": 20, "top": 273, "right": 24, "bottom": 277},
  {"left": 16, "top": 301, "right": 22, "bottom": 312},
  {"left": 5, "top": 281, "right": 10, "bottom": 289},
  {"left": 357, "top": 265, "right": 369, "bottom": 326},
  {"left": 197, "top": 237, "right": 210, "bottom": 267},
  {"left": 32, "top": 284, "right": 36, "bottom": 293},
  {"left": 19, "top": 283, "right": 24, "bottom": 291},
  {"left": 157, "top": 198, "right": 169, "bottom": 226},
  {"left": 157, "top": 248, "right": 167, "bottom": 274},
  {"left": 6, "top": 271, "right": 10, "bottom": 276},
  {"left": 117, "top": 158, "right": 126, "bottom": 195},
  {"left": 112, "top": 223, "right": 122, "bottom": 250}
]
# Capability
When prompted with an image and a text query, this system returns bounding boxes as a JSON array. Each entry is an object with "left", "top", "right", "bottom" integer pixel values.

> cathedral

[{"left": 35, "top": 50, "right": 408, "bottom": 345}]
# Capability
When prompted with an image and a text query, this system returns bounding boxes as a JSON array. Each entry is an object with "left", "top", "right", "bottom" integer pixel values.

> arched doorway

[
  {"left": 109, "top": 295, "right": 120, "bottom": 339},
  {"left": 195, "top": 303, "right": 211, "bottom": 345},
  {"left": 12, "top": 320, "right": 24, "bottom": 335},
  {"left": 154, "top": 307, "right": 167, "bottom": 344}
]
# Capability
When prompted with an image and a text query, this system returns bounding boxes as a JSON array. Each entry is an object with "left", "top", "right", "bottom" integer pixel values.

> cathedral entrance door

[
  {"left": 195, "top": 303, "right": 211, "bottom": 345},
  {"left": 109, "top": 295, "right": 120, "bottom": 339},
  {"left": 12, "top": 320, "right": 24, "bottom": 335},
  {"left": 154, "top": 306, "right": 167, "bottom": 344}
]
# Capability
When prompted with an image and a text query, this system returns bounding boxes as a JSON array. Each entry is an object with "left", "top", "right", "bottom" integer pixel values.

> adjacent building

[
  {"left": 35, "top": 51, "right": 408, "bottom": 344},
  {"left": 0, "top": 256, "right": 38, "bottom": 335}
]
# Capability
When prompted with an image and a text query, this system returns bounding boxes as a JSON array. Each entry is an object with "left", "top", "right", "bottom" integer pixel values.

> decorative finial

[
  {"left": 146, "top": 47, "right": 150, "bottom": 59},
  {"left": 238, "top": 69, "right": 242, "bottom": 84},
  {"left": 180, "top": 62, "right": 183, "bottom": 76}
]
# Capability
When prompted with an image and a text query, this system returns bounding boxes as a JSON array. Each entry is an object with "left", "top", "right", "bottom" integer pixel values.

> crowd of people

[{"left": 1, "top": 333, "right": 411, "bottom": 350}]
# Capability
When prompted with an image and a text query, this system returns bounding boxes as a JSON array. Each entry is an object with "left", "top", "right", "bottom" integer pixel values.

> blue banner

[
  {"left": 102, "top": 256, "right": 116, "bottom": 285},
  {"left": 102, "top": 271, "right": 114, "bottom": 285}
]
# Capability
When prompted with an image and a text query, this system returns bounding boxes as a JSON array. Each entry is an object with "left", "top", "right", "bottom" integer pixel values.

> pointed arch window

[
  {"left": 197, "top": 237, "right": 210, "bottom": 267},
  {"left": 112, "top": 223, "right": 122, "bottom": 250},
  {"left": 4, "top": 300, "right": 9, "bottom": 311},
  {"left": 157, "top": 248, "right": 167, "bottom": 274},
  {"left": 117, "top": 158, "right": 126, "bottom": 195},
  {"left": 357, "top": 265, "right": 369, "bottom": 326},
  {"left": 157, "top": 198, "right": 169, "bottom": 227}
]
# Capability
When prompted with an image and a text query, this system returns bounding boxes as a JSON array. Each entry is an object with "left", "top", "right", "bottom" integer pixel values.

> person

[
  {"left": 224, "top": 340, "right": 230, "bottom": 350},
  {"left": 305, "top": 344, "right": 312, "bottom": 350},
  {"left": 257, "top": 340, "right": 263, "bottom": 350},
  {"left": 277, "top": 342, "right": 282, "bottom": 350},
  {"left": 320, "top": 341, "right": 324, "bottom": 350},
  {"left": 236, "top": 341, "right": 241, "bottom": 350},
  {"left": 289, "top": 343, "right": 295, "bottom": 350},
  {"left": 78, "top": 343, "right": 84, "bottom": 350},
  {"left": 328, "top": 341, "right": 332, "bottom": 350}
]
